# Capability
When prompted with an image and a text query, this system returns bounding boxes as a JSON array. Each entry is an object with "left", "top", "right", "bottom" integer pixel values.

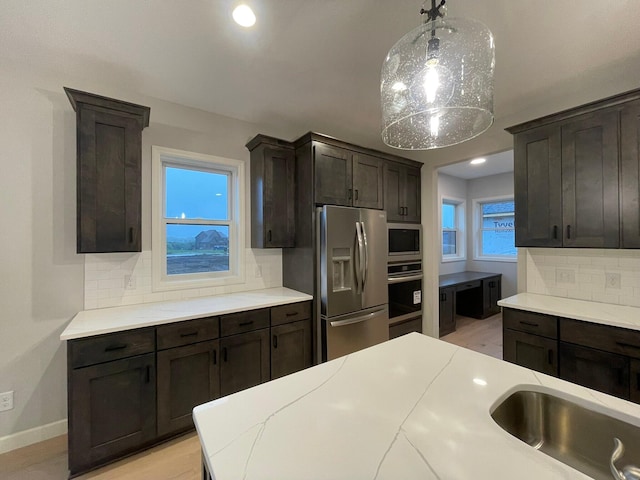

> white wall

[
  {"left": 0, "top": 61, "right": 295, "bottom": 443},
  {"left": 466, "top": 172, "right": 517, "bottom": 298}
]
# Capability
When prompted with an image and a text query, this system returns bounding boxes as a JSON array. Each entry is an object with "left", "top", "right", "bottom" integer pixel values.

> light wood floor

[
  {"left": 0, "top": 431, "right": 201, "bottom": 480},
  {"left": 440, "top": 312, "right": 503, "bottom": 360},
  {"left": 1, "top": 314, "right": 503, "bottom": 479}
]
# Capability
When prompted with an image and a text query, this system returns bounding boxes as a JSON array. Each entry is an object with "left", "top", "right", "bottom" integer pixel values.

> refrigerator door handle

[
  {"left": 330, "top": 307, "right": 387, "bottom": 327},
  {"left": 361, "top": 221, "right": 368, "bottom": 289},
  {"left": 355, "top": 221, "right": 365, "bottom": 292}
]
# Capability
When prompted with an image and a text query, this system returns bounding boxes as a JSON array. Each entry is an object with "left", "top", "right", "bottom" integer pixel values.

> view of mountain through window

[{"left": 165, "top": 167, "right": 230, "bottom": 275}]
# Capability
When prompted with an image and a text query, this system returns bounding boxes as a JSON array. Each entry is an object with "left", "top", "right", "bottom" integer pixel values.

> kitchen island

[{"left": 193, "top": 332, "right": 640, "bottom": 480}]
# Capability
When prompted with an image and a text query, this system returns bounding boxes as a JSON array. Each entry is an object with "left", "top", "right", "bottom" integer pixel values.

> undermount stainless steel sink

[{"left": 491, "top": 390, "right": 640, "bottom": 480}]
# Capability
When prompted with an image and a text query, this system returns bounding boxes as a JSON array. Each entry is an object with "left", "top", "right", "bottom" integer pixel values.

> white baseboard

[{"left": 0, "top": 419, "right": 67, "bottom": 455}]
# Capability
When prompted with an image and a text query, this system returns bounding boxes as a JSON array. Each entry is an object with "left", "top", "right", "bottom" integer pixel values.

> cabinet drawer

[
  {"left": 157, "top": 317, "right": 219, "bottom": 350},
  {"left": 220, "top": 308, "right": 270, "bottom": 337},
  {"left": 390, "top": 316, "right": 422, "bottom": 340},
  {"left": 271, "top": 302, "right": 311, "bottom": 327},
  {"left": 503, "top": 308, "right": 558, "bottom": 339},
  {"left": 560, "top": 318, "right": 640, "bottom": 359},
  {"left": 455, "top": 280, "right": 481, "bottom": 292},
  {"left": 70, "top": 328, "right": 155, "bottom": 369}
]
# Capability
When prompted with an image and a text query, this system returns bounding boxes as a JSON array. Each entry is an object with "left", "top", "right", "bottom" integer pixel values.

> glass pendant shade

[{"left": 381, "top": 16, "right": 495, "bottom": 149}]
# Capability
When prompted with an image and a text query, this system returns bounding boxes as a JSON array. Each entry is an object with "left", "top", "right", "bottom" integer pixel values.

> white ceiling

[
  {"left": 2, "top": 1, "right": 640, "bottom": 165},
  {"left": 438, "top": 150, "right": 513, "bottom": 180}
]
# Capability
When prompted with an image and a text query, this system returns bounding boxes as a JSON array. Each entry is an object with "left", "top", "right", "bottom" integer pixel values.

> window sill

[
  {"left": 441, "top": 256, "right": 466, "bottom": 263},
  {"left": 473, "top": 256, "right": 517, "bottom": 263}
]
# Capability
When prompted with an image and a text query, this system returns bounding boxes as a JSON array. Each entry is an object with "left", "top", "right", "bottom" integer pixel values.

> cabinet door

[
  {"left": 384, "top": 162, "right": 404, "bottom": 222},
  {"left": 262, "top": 146, "right": 296, "bottom": 247},
  {"left": 620, "top": 100, "right": 640, "bottom": 248},
  {"left": 220, "top": 329, "right": 270, "bottom": 396},
  {"left": 482, "top": 276, "right": 502, "bottom": 318},
  {"left": 157, "top": 340, "right": 220, "bottom": 437},
  {"left": 503, "top": 329, "right": 558, "bottom": 376},
  {"left": 561, "top": 109, "right": 620, "bottom": 247},
  {"left": 314, "top": 143, "right": 352, "bottom": 206},
  {"left": 631, "top": 359, "right": 640, "bottom": 404},
  {"left": 77, "top": 109, "right": 142, "bottom": 253},
  {"left": 352, "top": 153, "right": 383, "bottom": 209},
  {"left": 403, "top": 166, "right": 421, "bottom": 223},
  {"left": 69, "top": 353, "right": 156, "bottom": 475},
  {"left": 271, "top": 319, "right": 312, "bottom": 380},
  {"left": 560, "top": 342, "right": 629, "bottom": 399},
  {"left": 438, "top": 287, "right": 455, "bottom": 337},
  {"left": 513, "top": 125, "right": 562, "bottom": 247}
]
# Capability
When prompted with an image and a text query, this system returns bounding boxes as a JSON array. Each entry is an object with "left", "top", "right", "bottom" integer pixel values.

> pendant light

[{"left": 381, "top": 0, "right": 495, "bottom": 150}]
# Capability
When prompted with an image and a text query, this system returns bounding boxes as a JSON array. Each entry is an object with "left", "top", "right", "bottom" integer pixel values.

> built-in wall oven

[{"left": 387, "top": 224, "right": 423, "bottom": 339}]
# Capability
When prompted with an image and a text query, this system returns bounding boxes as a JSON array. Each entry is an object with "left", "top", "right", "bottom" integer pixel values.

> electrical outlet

[
  {"left": 556, "top": 268, "right": 575, "bottom": 284},
  {"left": 605, "top": 272, "right": 621, "bottom": 289},
  {"left": 0, "top": 391, "right": 14, "bottom": 412},
  {"left": 124, "top": 274, "right": 136, "bottom": 290},
  {"left": 254, "top": 266, "right": 262, "bottom": 278}
]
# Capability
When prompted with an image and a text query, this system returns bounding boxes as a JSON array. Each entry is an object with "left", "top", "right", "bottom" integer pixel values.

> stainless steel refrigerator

[{"left": 317, "top": 205, "right": 389, "bottom": 361}]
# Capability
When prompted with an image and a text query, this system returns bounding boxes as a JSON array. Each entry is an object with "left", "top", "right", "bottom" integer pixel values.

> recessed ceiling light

[
  {"left": 470, "top": 157, "right": 486, "bottom": 165},
  {"left": 232, "top": 4, "right": 256, "bottom": 27}
]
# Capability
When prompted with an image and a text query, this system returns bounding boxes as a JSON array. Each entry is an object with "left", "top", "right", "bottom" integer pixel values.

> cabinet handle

[
  {"left": 223, "top": 347, "right": 228, "bottom": 362},
  {"left": 348, "top": 188, "right": 352, "bottom": 200},
  {"left": 267, "top": 230, "right": 272, "bottom": 242},
  {"left": 443, "top": 293, "right": 447, "bottom": 301},
  {"left": 180, "top": 331, "right": 198, "bottom": 338},
  {"left": 105, "top": 344, "right": 127, "bottom": 352},
  {"left": 403, "top": 207, "right": 407, "bottom": 216},
  {"left": 212, "top": 349, "right": 217, "bottom": 365},
  {"left": 548, "top": 349, "right": 554, "bottom": 365},
  {"left": 489, "top": 281, "right": 495, "bottom": 288},
  {"left": 616, "top": 341, "right": 640, "bottom": 351},
  {"left": 355, "top": 189, "right": 359, "bottom": 200},
  {"left": 519, "top": 321, "right": 539, "bottom": 328},
  {"left": 553, "top": 225, "right": 558, "bottom": 239},
  {"left": 399, "top": 206, "right": 403, "bottom": 216},
  {"left": 129, "top": 227, "right": 134, "bottom": 244},
  {"left": 145, "top": 365, "right": 150, "bottom": 384},
  {"left": 285, "top": 312, "right": 298, "bottom": 317},
  {"left": 273, "top": 335, "right": 278, "bottom": 349},
  {"left": 566, "top": 225, "right": 571, "bottom": 239},
  {"left": 239, "top": 320, "right": 254, "bottom": 327}
]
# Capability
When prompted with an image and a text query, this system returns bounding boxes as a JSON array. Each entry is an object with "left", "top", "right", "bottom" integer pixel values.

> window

[
  {"left": 474, "top": 197, "right": 516, "bottom": 261},
  {"left": 152, "top": 146, "right": 245, "bottom": 290},
  {"left": 441, "top": 197, "right": 465, "bottom": 261}
]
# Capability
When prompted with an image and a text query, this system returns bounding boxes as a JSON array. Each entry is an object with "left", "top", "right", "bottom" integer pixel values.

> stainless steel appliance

[
  {"left": 318, "top": 206, "right": 389, "bottom": 361},
  {"left": 388, "top": 260, "right": 423, "bottom": 338},
  {"left": 388, "top": 223, "right": 422, "bottom": 263}
]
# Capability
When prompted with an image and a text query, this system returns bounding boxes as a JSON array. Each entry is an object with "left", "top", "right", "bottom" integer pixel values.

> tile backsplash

[
  {"left": 84, "top": 249, "right": 283, "bottom": 310},
  {"left": 525, "top": 248, "right": 640, "bottom": 307}
]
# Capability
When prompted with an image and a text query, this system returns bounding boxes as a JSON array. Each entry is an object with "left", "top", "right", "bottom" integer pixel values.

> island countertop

[
  {"left": 60, "top": 287, "right": 312, "bottom": 340},
  {"left": 193, "top": 332, "right": 640, "bottom": 480}
]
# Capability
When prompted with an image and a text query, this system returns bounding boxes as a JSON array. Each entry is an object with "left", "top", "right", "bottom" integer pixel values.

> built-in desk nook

[{"left": 438, "top": 271, "right": 502, "bottom": 337}]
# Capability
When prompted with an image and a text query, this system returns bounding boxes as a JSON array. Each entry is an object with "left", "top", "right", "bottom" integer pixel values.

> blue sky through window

[{"left": 165, "top": 167, "right": 229, "bottom": 221}]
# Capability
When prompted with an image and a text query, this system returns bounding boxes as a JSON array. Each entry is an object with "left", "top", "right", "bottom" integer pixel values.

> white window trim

[
  {"left": 151, "top": 145, "right": 245, "bottom": 292},
  {"left": 472, "top": 194, "right": 517, "bottom": 263},
  {"left": 440, "top": 195, "right": 466, "bottom": 262}
]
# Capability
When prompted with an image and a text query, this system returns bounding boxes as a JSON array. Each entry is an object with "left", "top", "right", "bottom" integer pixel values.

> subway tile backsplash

[
  {"left": 83, "top": 249, "right": 283, "bottom": 310},
  {"left": 525, "top": 248, "right": 640, "bottom": 307}
]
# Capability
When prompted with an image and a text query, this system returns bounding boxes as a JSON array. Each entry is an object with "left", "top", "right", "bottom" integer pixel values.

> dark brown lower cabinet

[
  {"left": 503, "top": 329, "right": 558, "bottom": 376},
  {"left": 271, "top": 319, "right": 312, "bottom": 379},
  {"left": 559, "top": 342, "right": 630, "bottom": 400},
  {"left": 220, "top": 329, "right": 270, "bottom": 396},
  {"left": 631, "top": 359, "right": 640, "bottom": 404},
  {"left": 438, "top": 287, "right": 455, "bottom": 337},
  {"left": 69, "top": 353, "right": 156, "bottom": 475},
  {"left": 157, "top": 340, "right": 220, "bottom": 437}
]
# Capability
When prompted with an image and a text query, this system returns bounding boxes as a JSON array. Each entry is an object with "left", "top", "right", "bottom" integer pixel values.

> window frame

[
  {"left": 152, "top": 146, "right": 245, "bottom": 292},
  {"left": 440, "top": 196, "right": 466, "bottom": 262},
  {"left": 472, "top": 195, "right": 517, "bottom": 263}
]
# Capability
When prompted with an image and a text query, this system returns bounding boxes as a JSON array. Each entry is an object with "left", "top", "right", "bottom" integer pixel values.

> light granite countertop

[
  {"left": 498, "top": 293, "right": 640, "bottom": 331},
  {"left": 60, "top": 287, "right": 312, "bottom": 340},
  {"left": 193, "top": 332, "right": 640, "bottom": 480}
]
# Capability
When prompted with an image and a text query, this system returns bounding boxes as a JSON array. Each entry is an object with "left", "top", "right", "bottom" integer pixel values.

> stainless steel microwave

[{"left": 388, "top": 223, "right": 422, "bottom": 263}]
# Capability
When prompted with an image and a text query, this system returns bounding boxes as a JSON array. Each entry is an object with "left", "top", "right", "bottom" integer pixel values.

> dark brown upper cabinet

[
  {"left": 65, "top": 88, "right": 150, "bottom": 253},
  {"left": 507, "top": 88, "right": 640, "bottom": 248},
  {"left": 313, "top": 142, "right": 384, "bottom": 209},
  {"left": 246, "top": 135, "right": 296, "bottom": 248},
  {"left": 385, "top": 161, "right": 421, "bottom": 223}
]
